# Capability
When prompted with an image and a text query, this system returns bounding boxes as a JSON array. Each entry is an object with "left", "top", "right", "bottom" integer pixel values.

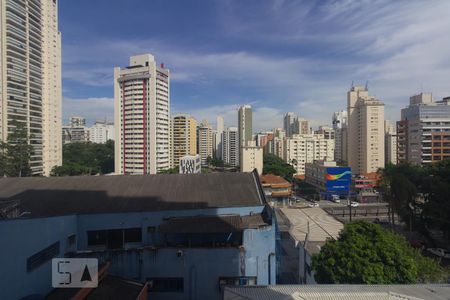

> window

[
  {"left": 27, "top": 241, "right": 60, "bottom": 272},
  {"left": 218, "top": 276, "right": 257, "bottom": 288},
  {"left": 124, "top": 228, "right": 142, "bottom": 243},
  {"left": 87, "top": 230, "right": 107, "bottom": 246},
  {"left": 147, "top": 277, "right": 184, "bottom": 292}
]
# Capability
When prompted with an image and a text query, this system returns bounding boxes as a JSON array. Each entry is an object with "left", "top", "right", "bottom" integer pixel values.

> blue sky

[{"left": 60, "top": 0, "right": 450, "bottom": 131}]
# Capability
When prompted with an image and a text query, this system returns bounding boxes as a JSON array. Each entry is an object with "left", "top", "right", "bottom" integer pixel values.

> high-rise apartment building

[
  {"left": 332, "top": 110, "right": 348, "bottom": 164},
  {"left": 398, "top": 93, "right": 450, "bottom": 164},
  {"left": 114, "top": 54, "right": 170, "bottom": 175},
  {"left": 62, "top": 116, "right": 89, "bottom": 144},
  {"left": 238, "top": 105, "right": 252, "bottom": 147},
  {"left": 283, "top": 112, "right": 309, "bottom": 137},
  {"left": 347, "top": 85, "right": 385, "bottom": 174},
  {"left": 284, "top": 112, "right": 298, "bottom": 137},
  {"left": 214, "top": 115, "right": 224, "bottom": 160},
  {"left": 284, "top": 134, "right": 335, "bottom": 175},
  {"left": 0, "top": 0, "right": 62, "bottom": 175},
  {"left": 172, "top": 114, "right": 197, "bottom": 167},
  {"left": 89, "top": 121, "right": 115, "bottom": 144},
  {"left": 222, "top": 127, "right": 239, "bottom": 167},
  {"left": 198, "top": 119, "right": 213, "bottom": 166},
  {"left": 315, "top": 126, "right": 335, "bottom": 140},
  {"left": 384, "top": 120, "right": 397, "bottom": 165},
  {"left": 240, "top": 142, "right": 263, "bottom": 175}
]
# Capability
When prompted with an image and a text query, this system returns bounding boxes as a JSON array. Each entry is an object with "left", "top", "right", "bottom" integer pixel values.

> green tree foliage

[
  {"left": 312, "top": 221, "right": 445, "bottom": 284},
  {"left": 51, "top": 140, "right": 114, "bottom": 176},
  {"left": 159, "top": 167, "right": 179, "bottom": 174},
  {"left": 379, "top": 161, "right": 450, "bottom": 242},
  {"left": 0, "top": 120, "right": 33, "bottom": 177},
  {"left": 263, "top": 153, "right": 296, "bottom": 181}
]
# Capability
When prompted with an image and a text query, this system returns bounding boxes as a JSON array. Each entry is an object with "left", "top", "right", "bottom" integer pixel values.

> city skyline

[{"left": 60, "top": 1, "right": 450, "bottom": 131}]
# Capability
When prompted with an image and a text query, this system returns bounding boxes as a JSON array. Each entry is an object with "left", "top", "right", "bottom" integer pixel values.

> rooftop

[
  {"left": 223, "top": 284, "right": 450, "bottom": 300},
  {"left": 260, "top": 174, "right": 291, "bottom": 187},
  {"left": 0, "top": 171, "right": 265, "bottom": 219},
  {"left": 279, "top": 207, "right": 343, "bottom": 254}
]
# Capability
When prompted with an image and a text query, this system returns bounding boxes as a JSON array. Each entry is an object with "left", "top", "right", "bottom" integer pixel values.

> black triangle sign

[{"left": 80, "top": 265, "right": 92, "bottom": 282}]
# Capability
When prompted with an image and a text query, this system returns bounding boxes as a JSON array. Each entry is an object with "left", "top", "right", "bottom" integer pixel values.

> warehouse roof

[
  {"left": 0, "top": 171, "right": 265, "bottom": 219},
  {"left": 223, "top": 284, "right": 450, "bottom": 300}
]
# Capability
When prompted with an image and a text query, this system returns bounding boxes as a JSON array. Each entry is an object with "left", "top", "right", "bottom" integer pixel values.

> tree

[
  {"left": 159, "top": 167, "right": 179, "bottom": 174},
  {"left": 312, "top": 221, "right": 445, "bottom": 284},
  {"left": 51, "top": 140, "right": 114, "bottom": 176},
  {"left": 0, "top": 120, "right": 33, "bottom": 177},
  {"left": 263, "top": 153, "right": 296, "bottom": 181}
]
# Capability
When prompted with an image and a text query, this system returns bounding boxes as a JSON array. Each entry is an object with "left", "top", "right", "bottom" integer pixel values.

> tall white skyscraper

[
  {"left": 198, "top": 119, "right": 213, "bottom": 166},
  {"left": 0, "top": 0, "right": 62, "bottom": 176},
  {"left": 347, "top": 85, "right": 385, "bottom": 174},
  {"left": 238, "top": 105, "right": 252, "bottom": 147},
  {"left": 284, "top": 112, "right": 297, "bottom": 137},
  {"left": 114, "top": 54, "right": 170, "bottom": 175},
  {"left": 214, "top": 115, "right": 224, "bottom": 160},
  {"left": 222, "top": 127, "right": 239, "bottom": 167},
  {"left": 384, "top": 120, "right": 397, "bottom": 165},
  {"left": 332, "top": 110, "right": 348, "bottom": 164}
]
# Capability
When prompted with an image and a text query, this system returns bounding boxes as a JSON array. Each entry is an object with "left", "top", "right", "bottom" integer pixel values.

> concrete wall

[
  {"left": 0, "top": 215, "right": 77, "bottom": 300},
  {"left": 0, "top": 205, "right": 274, "bottom": 300}
]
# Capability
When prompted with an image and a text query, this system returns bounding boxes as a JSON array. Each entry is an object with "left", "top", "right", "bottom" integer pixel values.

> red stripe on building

[
  {"left": 122, "top": 81, "right": 126, "bottom": 174},
  {"left": 143, "top": 79, "right": 147, "bottom": 174}
]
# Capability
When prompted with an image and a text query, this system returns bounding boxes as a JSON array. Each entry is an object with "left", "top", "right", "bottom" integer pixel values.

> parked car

[
  {"left": 426, "top": 248, "right": 450, "bottom": 259},
  {"left": 332, "top": 196, "right": 341, "bottom": 203},
  {"left": 308, "top": 202, "right": 319, "bottom": 208},
  {"left": 348, "top": 201, "right": 359, "bottom": 207}
]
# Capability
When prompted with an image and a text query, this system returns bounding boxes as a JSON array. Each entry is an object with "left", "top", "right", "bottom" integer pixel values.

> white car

[
  {"left": 427, "top": 248, "right": 450, "bottom": 259},
  {"left": 348, "top": 201, "right": 359, "bottom": 207},
  {"left": 308, "top": 202, "right": 319, "bottom": 208},
  {"left": 331, "top": 195, "right": 340, "bottom": 203}
]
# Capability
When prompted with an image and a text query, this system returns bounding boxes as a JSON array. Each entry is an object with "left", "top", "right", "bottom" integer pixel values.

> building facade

[
  {"left": 260, "top": 174, "right": 292, "bottom": 205},
  {"left": 0, "top": 0, "right": 62, "bottom": 175},
  {"left": 398, "top": 93, "right": 450, "bottom": 164},
  {"left": 222, "top": 127, "right": 239, "bottom": 167},
  {"left": 238, "top": 105, "right": 252, "bottom": 147},
  {"left": 305, "top": 161, "right": 351, "bottom": 199},
  {"left": 0, "top": 172, "right": 276, "bottom": 300},
  {"left": 89, "top": 120, "right": 115, "bottom": 144},
  {"left": 284, "top": 134, "right": 335, "bottom": 175},
  {"left": 214, "top": 115, "right": 224, "bottom": 160},
  {"left": 179, "top": 154, "right": 201, "bottom": 174},
  {"left": 198, "top": 119, "right": 213, "bottom": 166},
  {"left": 332, "top": 110, "right": 348, "bottom": 164},
  {"left": 384, "top": 120, "right": 397, "bottom": 165},
  {"left": 240, "top": 142, "right": 263, "bottom": 175},
  {"left": 347, "top": 85, "right": 385, "bottom": 175},
  {"left": 62, "top": 116, "right": 89, "bottom": 144},
  {"left": 172, "top": 114, "right": 197, "bottom": 167},
  {"left": 114, "top": 54, "right": 170, "bottom": 175}
]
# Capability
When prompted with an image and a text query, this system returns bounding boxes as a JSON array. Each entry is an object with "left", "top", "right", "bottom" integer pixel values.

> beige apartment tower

[
  {"left": 114, "top": 54, "right": 170, "bottom": 175},
  {"left": 347, "top": 85, "right": 385, "bottom": 174},
  {"left": 198, "top": 119, "right": 213, "bottom": 166},
  {"left": 172, "top": 114, "right": 197, "bottom": 167},
  {"left": 0, "top": 0, "right": 62, "bottom": 175}
]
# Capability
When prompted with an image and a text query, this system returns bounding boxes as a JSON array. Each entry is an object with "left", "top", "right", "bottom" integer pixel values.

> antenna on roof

[
  {"left": 365, "top": 80, "right": 369, "bottom": 90},
  {"left": 350, "top": 81, "right": 354, "bottom": 89}
]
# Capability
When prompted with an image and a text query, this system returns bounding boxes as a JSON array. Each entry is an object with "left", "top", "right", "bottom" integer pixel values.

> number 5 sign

[{"left": 52, "top": 258, "right": 98, "bottom": 288}]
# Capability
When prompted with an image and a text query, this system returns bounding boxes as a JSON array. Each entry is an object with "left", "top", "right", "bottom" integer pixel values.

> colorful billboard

[{"left": 325, "top": 167, "right": 351, "bottom": 193}]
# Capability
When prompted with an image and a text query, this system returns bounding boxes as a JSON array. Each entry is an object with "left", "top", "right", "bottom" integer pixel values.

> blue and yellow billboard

[{"left": 325, "top": 167, "right": 351, "bottom": 193}]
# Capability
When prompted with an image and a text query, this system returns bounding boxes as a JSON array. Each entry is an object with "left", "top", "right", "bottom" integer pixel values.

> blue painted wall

[
  {"left": 0, "top": 205, "right": 275, "bottom": 300},
  {"left": 0, "top": 216, "right": 77, "bottom": 300}
]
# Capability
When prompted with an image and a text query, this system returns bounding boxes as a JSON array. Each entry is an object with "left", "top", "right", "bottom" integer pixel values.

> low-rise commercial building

[
  {"left": 260, "top": 174, "right": 292, "bottom": 206},
  {"left": 305, "top": 161, "right": 351, "bottom": 199},
  {"left": 179, "top": 154, "right": 201, "bottom": 174},
  {"left": 0, "top": 172, "right": 275, "bottom": 300}
]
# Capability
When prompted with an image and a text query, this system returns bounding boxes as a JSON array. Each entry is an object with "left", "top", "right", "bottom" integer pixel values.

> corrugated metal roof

[
  {"left": 0, "top": 172, "right": 265, "bottom": 218},
  {"left": 159, "top": 215, "right": 243, "bottom": 233},
  {"left": 223, "top": 284, "right": 450, "bottom": 300}
]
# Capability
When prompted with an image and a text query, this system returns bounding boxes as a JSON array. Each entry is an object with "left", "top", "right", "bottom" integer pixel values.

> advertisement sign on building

[{"left": 325, "top": 167, "right": 351, "bottom": 192}]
